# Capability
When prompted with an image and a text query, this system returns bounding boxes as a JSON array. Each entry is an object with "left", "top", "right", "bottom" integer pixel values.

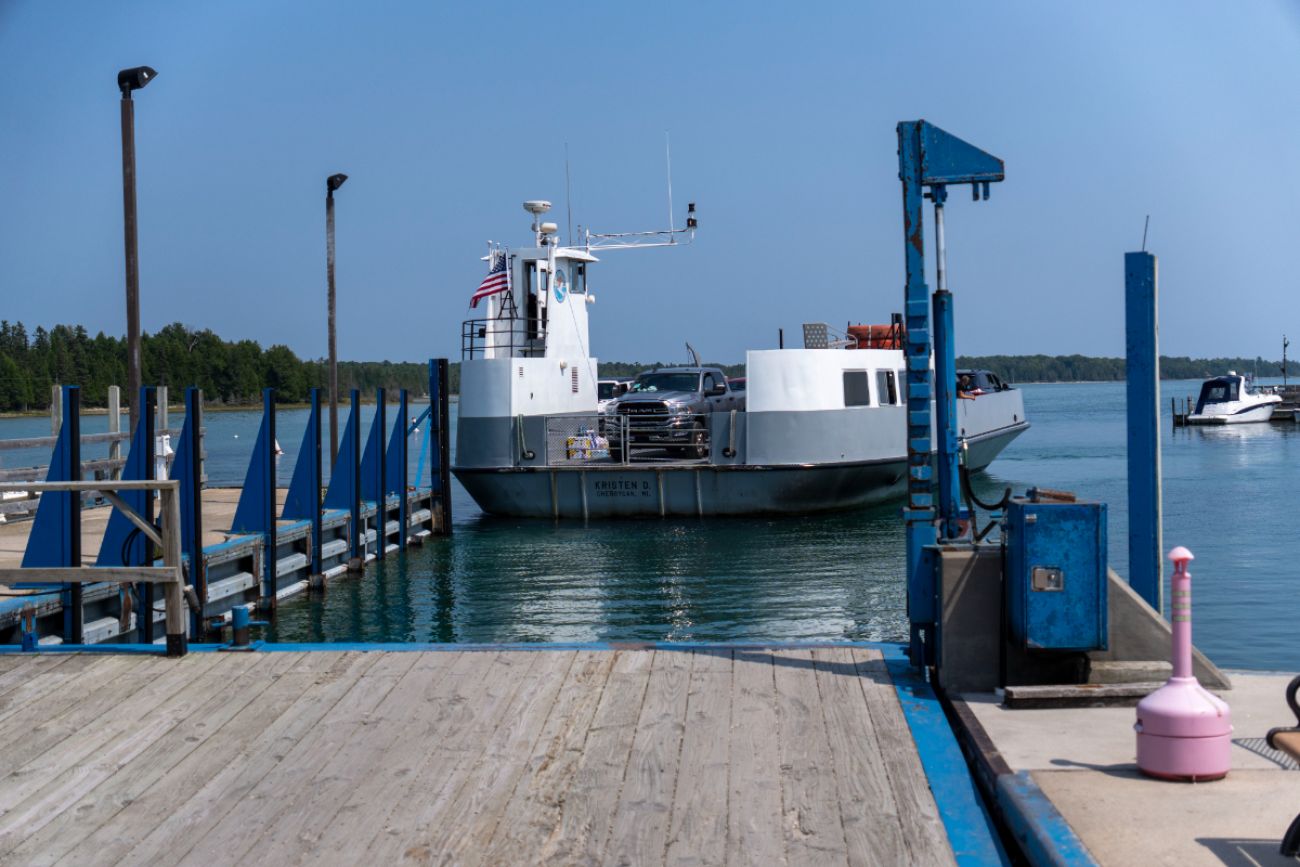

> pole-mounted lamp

[
  {"left": 326, "top": 173, "right": 348, "bottom": 464},
  {"left": 118, "top": 65, "right": 158, "bottom": 432}
]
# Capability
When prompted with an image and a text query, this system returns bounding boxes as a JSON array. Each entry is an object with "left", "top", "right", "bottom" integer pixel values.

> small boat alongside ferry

[
  {"left": 452, "top": 201, "right": 1029, "bottom": 518},
  {"left": 1186, "top": 372, "right": 1281, "bottom": 425}
]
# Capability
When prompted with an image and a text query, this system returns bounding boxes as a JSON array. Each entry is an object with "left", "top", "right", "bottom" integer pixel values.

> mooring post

[
  {"left": 349, "top": 389, "right": 362, "bottom": 568},
  {"left": 50, "top": 384, "right": 61, "bottom": 437},
  {"left": 373, "top": 388, "right": 387, "bottom": 559},
  {"left": 1125, "top": 251, "right": 1162, "bottom": 613},
  {"left": 107, "top": 385, "right": 122, "bottom": 480},
  {"left": 180, "top": 387, "right": 206, "bottom": 633},
  {"left": 430, "top": 359, "right": 453, "bottom": 534},
  {"left": 135, "top": 387, "right": 157, "bottom": 643},
  {"left": 65, "top": 387, "right": 82, "bottom": 644},
  {"left": 260, "top": 389, "right": 277, "bottom": 611},
  {"left": 389, "top": 389, "right": 409, "bottom": 550}
]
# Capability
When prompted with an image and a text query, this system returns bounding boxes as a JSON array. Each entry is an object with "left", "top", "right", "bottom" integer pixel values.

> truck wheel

[
  {"left": 610, "top": 444, "right": 623, "bottom": 463},
  {"left": 687, "top": 421, "right": 708, "bottom": 460}
]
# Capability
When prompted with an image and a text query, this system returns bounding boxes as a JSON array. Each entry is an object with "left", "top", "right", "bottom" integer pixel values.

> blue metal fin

[
  {"left": 21, "top": 388, "right": 78, "bottom": 571},
  {"left": 359, "top": 404, "right": 385, "bottom": 504},
  {"left": 917, "top": 120, "right": 1005, "bottom": 185},
  {"left": 230, "top": 403, "right": 274, "bottom": 534},
  {"left": 385, "top": 402, "right": 406, "bottom": 498},
  {"left": 96, "top": 392, "right": 155, "bottom": 567},
  {"left": 282, "top": 394, "right": 321, "bottom": 521},
  {"left": 170, "top": 390, "right": 200, "bottom": 558},
  {"left": 323, "top": 408, "right": 358, "bottom": 510}
]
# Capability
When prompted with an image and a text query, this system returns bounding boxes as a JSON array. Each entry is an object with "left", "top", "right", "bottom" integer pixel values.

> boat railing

[
  {"left": 461, "top": 317, "right": 547, "bottom": 360},
  {"left": 543, "top": 412, "right": 716, "bottom": 466}
]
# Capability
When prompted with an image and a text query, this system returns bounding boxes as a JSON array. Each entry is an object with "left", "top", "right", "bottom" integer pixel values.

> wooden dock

[{"left": 0, "top": 646, "right": 959, "bottom": 866}]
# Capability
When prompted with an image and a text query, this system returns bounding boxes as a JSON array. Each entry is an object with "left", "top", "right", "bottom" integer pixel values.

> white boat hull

[{"left": 1187, "top": 404, "right": 1276, "bottom": 424}]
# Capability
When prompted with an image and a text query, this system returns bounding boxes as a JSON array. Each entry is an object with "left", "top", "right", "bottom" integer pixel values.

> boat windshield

[
  {"left": 1195, "top": 379, "right": 1239, "bottom": 413},
  {"left": 630, "top": 372, "right": 700, "bottom": 394}
]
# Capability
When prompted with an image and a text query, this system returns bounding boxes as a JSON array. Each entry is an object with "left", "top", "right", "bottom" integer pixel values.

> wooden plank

[
  {"left": 0, "top": 655, "right": 164, "bottom": 778},
  {"left": 294, "top": 650, "right": 505, "bottom": 865},
  {"left": 0, "top": 653, "right": 306, "bottom": 865},
  {"left": 0, "top": 654, "right": 237, "bottom": 844},
  {"left": 87, "top": 652, "right": 381, "bottom": 866},
  {"left": 237, "top": 651, "right": 463, "bottom": 864},
  {"left": 417, "top": 650, "right": 579, "bottom": 864},
  {"left": 0, "top": 655, "right": 136, "bottom": 733},
  {"left": 479, "top": 651, "right": 618, "bottom": 864},
  {"left": 772, "top": 649, "right": 850, "bottom": 867},
  {"left": 851, "top": 650, "right": 954, "bottom": 867},
  {"left": 0, "top": 655, "right": 225, "bottom": 819},
  {"left": 813, "top": 648, "right": 908, "bottom": 867},
  {"left": 173, "top": 651, "right": 420, "bottom": 866},
  {"left": 0, "top": 655, "right": 120, "bottom": 722},
  {"left": 546, "top": 649, "right": 654, "bottom": 865},
  {"left": 604, "top": 648, "right": 692, "bottom": 867},
  {"left": 358, "top": 650, "right": 546, "bottom": 865},
  {"left": 665, "top": 651, "right": 732, "bottom": 867},
  {"left": 0, "top": 566, "right": 178, "bottom": 585},
  {"left": 726, "top": 650, "right": 785, "bottom": 866}
]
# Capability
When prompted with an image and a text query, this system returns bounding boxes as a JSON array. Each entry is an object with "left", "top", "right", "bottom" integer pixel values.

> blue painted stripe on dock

[
  {"left": 996, "top": 771, "right": 1098, "bottom": 867},
  {"left": 882, "top": 647, "right": 1009, "bottom": 866},
  {"left": 1, "top": 638, "right": 906, "bottom": 654}
]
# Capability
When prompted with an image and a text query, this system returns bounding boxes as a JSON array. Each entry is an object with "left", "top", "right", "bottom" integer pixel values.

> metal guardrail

[
  {"left": 461, "top": 317, "right": 547, "bottom": 360},
  {"left": 544, "top": 413, "right": 712, "bottom": 465},
  {"left": 0, "top": 480, "right": 190, "bottom": 656}
]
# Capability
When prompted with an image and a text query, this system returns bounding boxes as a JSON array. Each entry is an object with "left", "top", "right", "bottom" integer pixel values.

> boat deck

[{"left": 0, "top": 645, "right": 975, "bottom": 866}]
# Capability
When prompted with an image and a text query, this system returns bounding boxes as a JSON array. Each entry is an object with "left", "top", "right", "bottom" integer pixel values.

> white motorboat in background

[{"left": 1186, "top": 372, "right": 1281, "bottom": 424}]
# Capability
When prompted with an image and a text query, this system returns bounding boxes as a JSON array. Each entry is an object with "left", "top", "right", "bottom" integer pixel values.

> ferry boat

[
  {"left": 452, "top": 201, "right": 1029, "bottom": 518},
  {"left": 1186, "top": 372, "right": 1281, "bottom": 425}
]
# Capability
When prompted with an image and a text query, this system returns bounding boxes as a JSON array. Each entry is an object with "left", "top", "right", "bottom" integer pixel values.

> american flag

[{"left": 470, "top": 251, "right": 510, "bottom": 309}]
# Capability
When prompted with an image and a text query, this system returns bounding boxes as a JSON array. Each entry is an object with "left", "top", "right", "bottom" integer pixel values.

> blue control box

[{"left": 1005, "top": 500, "right": 1108, "bottom": 651}]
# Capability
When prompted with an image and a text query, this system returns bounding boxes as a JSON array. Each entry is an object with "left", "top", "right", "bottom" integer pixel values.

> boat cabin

[{"left": 1194, "top": 374, "right": 1245, "bottom": 414}]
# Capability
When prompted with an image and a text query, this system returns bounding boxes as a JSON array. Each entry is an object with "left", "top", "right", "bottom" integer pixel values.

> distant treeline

[
  {"left": 956, "top": 354, "right": 1300, "bottom": 383},
  {"left": 3, "top": 321, "right": 1295, "bottom": 413},
  {"left": 0, "top": 321, "right": 429, "bottom": 411}
]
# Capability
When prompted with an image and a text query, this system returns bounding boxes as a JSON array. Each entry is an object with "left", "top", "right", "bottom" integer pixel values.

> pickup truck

[{"left": 607, "top": 366, "right": 744, "bottom": 460}]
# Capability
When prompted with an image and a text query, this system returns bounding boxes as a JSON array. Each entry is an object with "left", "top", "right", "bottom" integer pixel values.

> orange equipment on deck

[{"left": 847, "top": 322, "right": 904, "bottom": 350}]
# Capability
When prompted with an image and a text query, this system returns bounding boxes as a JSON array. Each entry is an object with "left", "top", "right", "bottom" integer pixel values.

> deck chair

[{"left": 1266, "top": 674, "right": 1300, "bottom": 856}]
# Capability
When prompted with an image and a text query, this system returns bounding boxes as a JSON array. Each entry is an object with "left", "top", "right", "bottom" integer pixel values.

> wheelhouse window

[
  {"left": 571, "top": 262, "right": 586, "bottom": 295},
  {"left": 843, "top": 370, "right": 872, "bottom": 407},
  {"left": 876, "top": 370, "right": 898, "bottom": 406}
]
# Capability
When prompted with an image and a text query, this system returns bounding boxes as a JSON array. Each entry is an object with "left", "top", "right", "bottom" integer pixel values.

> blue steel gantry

[{"left": 896, "top": 120, "right": 1004, "bottom": 666}]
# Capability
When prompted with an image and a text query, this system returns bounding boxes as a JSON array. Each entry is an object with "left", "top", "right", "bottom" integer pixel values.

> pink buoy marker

[{"left": 1134, "top": 546, "right": 1232, "bottom": 781}]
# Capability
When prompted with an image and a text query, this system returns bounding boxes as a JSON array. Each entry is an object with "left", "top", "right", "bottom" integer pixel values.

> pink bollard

[{"left": 1134, "top": 547, "right": 1232, "bottom": 781}]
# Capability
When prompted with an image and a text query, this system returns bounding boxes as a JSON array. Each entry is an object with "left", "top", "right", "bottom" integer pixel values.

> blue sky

[{"left": 3, "top": 1, "right": 1299, "bottom": 364}]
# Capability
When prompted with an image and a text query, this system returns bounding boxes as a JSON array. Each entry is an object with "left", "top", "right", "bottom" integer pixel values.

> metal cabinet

[{"left": 1005, "top": 500, "right": 1108, "bottom": 651}]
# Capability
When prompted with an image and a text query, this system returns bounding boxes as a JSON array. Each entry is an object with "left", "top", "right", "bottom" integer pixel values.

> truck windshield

[
  {"left": 630, "top": 373, "right": 700, "bottom": 393},
  {"left": 598, "top": 382, "right": 618, "bottom": 400}
]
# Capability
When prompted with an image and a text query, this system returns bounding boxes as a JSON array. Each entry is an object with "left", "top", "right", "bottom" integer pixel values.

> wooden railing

[{"left": 0, "top": 480, "right": 189, "bottom": 656}]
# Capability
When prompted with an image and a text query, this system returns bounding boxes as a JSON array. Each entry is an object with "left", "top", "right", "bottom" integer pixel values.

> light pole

[
  {"left": 118, "top": 65, "right": 157, "bottom": 432},
  {"left": 326, "top": 173, "right": 348, "bottom": 464}
]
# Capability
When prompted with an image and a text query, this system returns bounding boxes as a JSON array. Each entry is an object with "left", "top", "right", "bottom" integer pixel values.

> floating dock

[{"left": 0, "top": 644, "right": 999, "bottom": 867}]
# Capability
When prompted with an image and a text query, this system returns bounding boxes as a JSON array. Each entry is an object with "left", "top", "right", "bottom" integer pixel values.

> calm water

[{"left": 2, "top": 381, "right": 1295, "bottom": 670}]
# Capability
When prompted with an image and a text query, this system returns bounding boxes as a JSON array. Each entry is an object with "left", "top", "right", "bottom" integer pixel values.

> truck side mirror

[{"left": 709, "top": 383, "right": 727, "bottom": 396}]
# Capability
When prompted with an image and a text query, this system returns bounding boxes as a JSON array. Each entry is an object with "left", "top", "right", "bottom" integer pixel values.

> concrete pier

[{"left": 953, "top": 672, "right": 1300, "bottom": 866}]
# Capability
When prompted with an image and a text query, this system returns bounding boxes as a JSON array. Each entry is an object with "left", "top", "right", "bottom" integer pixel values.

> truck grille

[{"left": 619, "top": 402, "right": 668, "bottom": 415}]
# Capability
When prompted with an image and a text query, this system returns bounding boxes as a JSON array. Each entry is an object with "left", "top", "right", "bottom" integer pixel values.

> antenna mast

[
  {"left": 666, "top": 132, "right": 675, "bottom": 235},
  {"left": 565, "top": 143, "right": 574, "bottom": 247}
]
